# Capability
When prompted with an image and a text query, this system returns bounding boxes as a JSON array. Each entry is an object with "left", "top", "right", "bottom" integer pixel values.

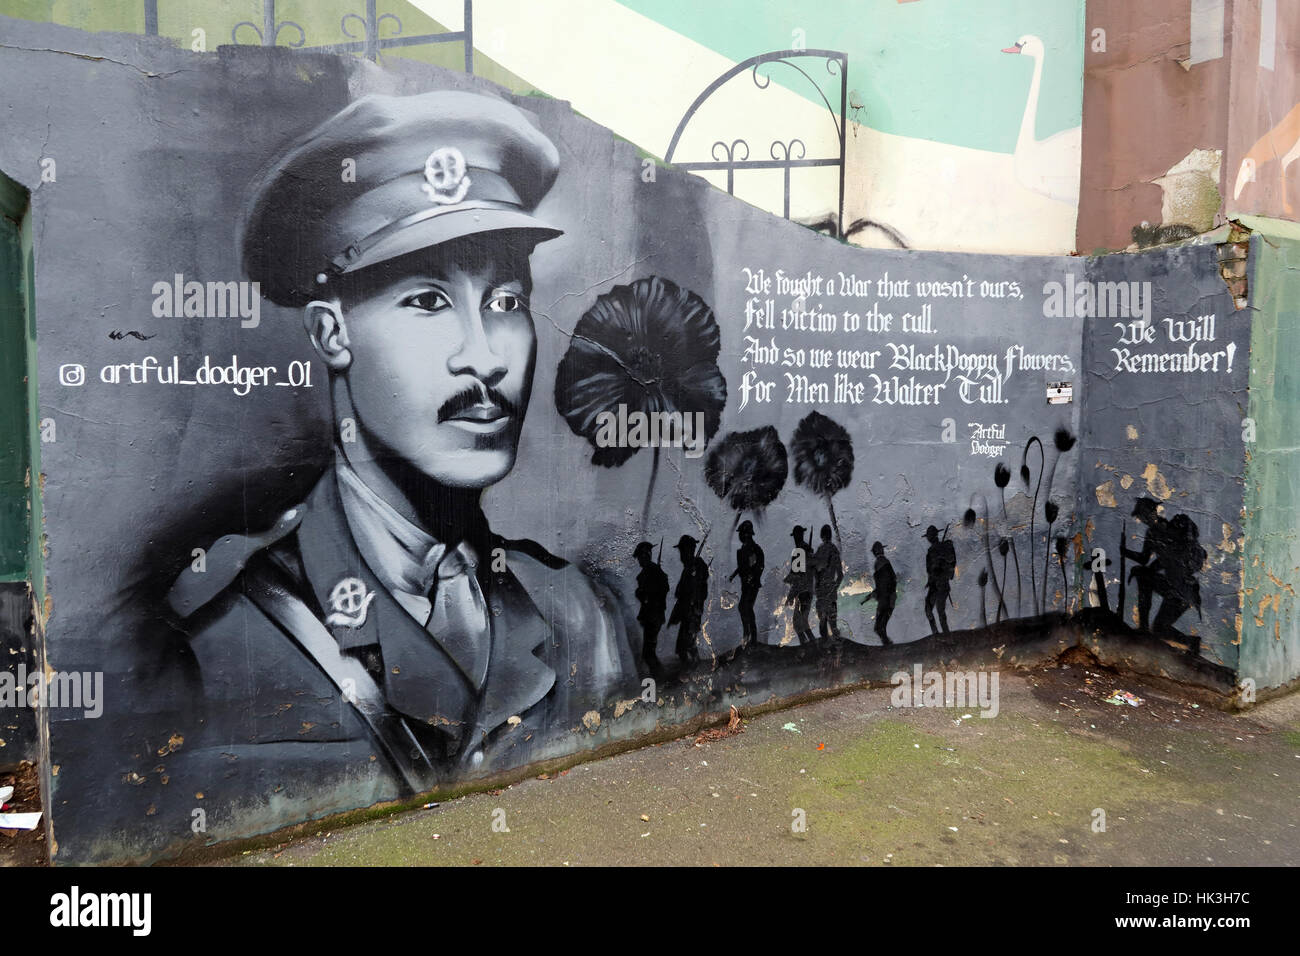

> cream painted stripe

[{"left": 407, "top": 0, "right": 830, "bottom": 161}]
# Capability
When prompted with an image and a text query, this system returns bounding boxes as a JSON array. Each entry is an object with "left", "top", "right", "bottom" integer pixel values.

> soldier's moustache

[{"left": 437, "top": 383, "right": 522, "bottom": 423}]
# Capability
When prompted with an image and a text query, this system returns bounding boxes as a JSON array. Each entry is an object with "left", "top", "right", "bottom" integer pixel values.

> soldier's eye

[
  {"left": 486, "top": 290, "right": 525, "bottom": 313},
  {"left": 401, "top": 290, "right": 451, "bottom": 313}
]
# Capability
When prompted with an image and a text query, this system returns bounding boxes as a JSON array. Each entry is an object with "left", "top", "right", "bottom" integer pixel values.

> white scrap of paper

[{"left": 0, "top": 812, "right": 42, "bottom": 830}]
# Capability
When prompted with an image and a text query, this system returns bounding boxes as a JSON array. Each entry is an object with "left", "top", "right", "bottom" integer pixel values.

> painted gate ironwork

[{"left": 664, "top": 49, "right": 848, "bottom": 239}]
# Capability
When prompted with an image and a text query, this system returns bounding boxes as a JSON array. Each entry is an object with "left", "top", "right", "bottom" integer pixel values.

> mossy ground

[{"left": 220, "top": 663, "right": 1300, "bottom": 867}]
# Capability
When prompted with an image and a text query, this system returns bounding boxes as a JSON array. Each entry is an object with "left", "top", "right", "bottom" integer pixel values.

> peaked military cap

[{"left": 242, "top": 90, "right": 563, "bottom": 307}]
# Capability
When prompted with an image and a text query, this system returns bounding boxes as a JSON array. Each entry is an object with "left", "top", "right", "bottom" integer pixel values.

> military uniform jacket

[{"left": 166, "top": 471, "right": 635, "bottom": 801}]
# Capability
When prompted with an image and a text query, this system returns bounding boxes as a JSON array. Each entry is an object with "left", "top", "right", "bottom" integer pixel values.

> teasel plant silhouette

[
  {"left": 1054, "top": 535, "right": 1070, "bottom": 611},
  {"left": 704, "top": 426, "right": 789, "bottom": 540},
  {"left": 790, "top": 410, "right": 854, "bottom": 550},
  {"left": 997, "top": 537, "right": 1011, "bottom": 620},
  {"left": 554, "top": 276, "right": 727, "bottom": 528},
  {"left": 1020, "top": 435, "right": 1044, "bottom": 615},
  {"left": 1021, "top": 428, "right": 1077, "bottom": 615},
  {"left": 1042, "top": 499, "right": 1061, "bottom": 611},
  {"left": 977, "top": 568, "right": 990, "bottom": 628},
  {"left": 994, "top": 462, "right": 1023, "bottom": 615},
  {"left": 964, "top": 493, "right": 1007, "bottom": 622}
]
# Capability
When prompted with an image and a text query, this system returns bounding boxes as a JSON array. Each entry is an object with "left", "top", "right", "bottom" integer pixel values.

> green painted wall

[
  {"left": 617, "top": 0, "right": 1085, "bottom": 152},
  {"left": 1240, "top": 215, "right": 1300, "bottom": 690},
  {"left": 0, "top": 173, "right": 34, "bottom": 585}
]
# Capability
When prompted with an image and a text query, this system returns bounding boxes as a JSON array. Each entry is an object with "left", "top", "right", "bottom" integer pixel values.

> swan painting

[
  {"left": 1002, "top": 35, "right": 1081, "bottom": 206},
  {"left": 1233, "top": 102, "right": 1300, "bottom": 216}
]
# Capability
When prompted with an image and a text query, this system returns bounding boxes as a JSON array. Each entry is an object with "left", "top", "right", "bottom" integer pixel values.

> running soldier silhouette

[
  {"left": 728, "top": 520, "right": 765, "bottom": 647},
  {"left": 860, "top": 540, "right": 897, "bottom": 644},
  {"left": 923, "top": 524, "right": 956, "bottom": 634}
]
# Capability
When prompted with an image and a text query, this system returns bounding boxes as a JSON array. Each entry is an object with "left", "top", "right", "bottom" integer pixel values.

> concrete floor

[{"left": 220, "top": 657, "right": 1300, "bottom": 867}]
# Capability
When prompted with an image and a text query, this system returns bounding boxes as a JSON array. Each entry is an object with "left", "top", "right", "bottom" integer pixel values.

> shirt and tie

[{"left": 334, "top": 456, "right": 493, "bottom": 714}]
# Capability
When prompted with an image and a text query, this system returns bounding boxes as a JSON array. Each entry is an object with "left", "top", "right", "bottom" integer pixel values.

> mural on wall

[{"left": 0, "top": 16, "right": 1247, "bottom": 862}]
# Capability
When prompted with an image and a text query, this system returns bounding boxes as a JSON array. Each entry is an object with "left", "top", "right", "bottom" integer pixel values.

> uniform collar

[{"left": 335, "top": 450, "right": 465, "bottom": 599}]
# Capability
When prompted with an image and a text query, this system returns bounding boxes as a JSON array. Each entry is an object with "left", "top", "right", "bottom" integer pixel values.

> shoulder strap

[{"left": 241, "top": 564, "right": 434, "bottom": 796}]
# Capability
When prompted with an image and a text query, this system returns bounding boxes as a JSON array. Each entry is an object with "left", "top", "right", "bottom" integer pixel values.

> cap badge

[
  {"left": 325, "top": 576, "right": 376, "bottom": 628},
  {"left": 423, "top": 146, "right": 472, "bottom": 205}
]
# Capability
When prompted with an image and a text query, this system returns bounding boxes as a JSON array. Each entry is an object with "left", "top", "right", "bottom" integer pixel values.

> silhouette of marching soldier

[
  {"left": 812, "top": 524, "right": 844, "bottom": 642},
  {"left": 860, "top": 540, "right": 897, "bottom": 644},
  {"left": 923, "top": 524, "right": 956, "bottom": 634},
  {"left": 1122, "top": 498, "right": 1204, "bottom": 649},
  {"left": 669, "top": 534, "right": 709, "bottom": 664},
  {"left": 633, "top": 540, "right": 670, "bottom": 675},
  {"left": 728, "top": 520, "right": 765, "bottom": 648},
  {"left": 784, "top": 526, "right": 816, "bottom": 645}
]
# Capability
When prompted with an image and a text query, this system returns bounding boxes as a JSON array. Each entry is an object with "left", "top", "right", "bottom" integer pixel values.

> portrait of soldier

[{"left": 165, "top": 90, "right": 636, "bottom": 797}]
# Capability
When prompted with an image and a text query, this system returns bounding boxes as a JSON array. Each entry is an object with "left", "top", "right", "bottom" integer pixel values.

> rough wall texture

[
  {"left": 1078, "top": 0, "right": 1300, "bottom": 252},
  {"left": 0, "top": 17, "right": 1281, "bottom": 863},
  {"left": 1240, "top": 216, "right": 1300, "bottom": 690},
  {"left": 1077, "top": 0, "right": 1233, "bottom": 253},
  {"left": 1076, "top": 241, "right": 1249, "bottom": 674}
]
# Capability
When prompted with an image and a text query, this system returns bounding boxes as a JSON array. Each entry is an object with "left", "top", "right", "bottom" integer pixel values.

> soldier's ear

[{"left": 304, "top": 299, "right": 352, "bottom": 372}]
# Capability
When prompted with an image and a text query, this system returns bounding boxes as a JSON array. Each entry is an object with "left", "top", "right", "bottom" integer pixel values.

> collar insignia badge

[
  {"left": 422, "top": 146, "right": 471, "bottom": 205},
  {"left": 325, "top": 576, "right": 377, "bottom": 628}
]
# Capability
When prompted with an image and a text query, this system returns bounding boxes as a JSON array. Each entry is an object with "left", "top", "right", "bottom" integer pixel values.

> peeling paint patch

[
  {"left": 1141, "top": 463, "right": 1172, "bottom": 500},
  {"left": 1095, "top": 481, "right": 1117, "bottom": 508},
  {"left": 1217, "top": 523, "right": 1238, "bottom": 553},
  {"left": 1125, "top": 425, "right": 1139, "bottom": 441},
  {"left": 1119, "top": 473, "right": 1133, "bottom": 490}
]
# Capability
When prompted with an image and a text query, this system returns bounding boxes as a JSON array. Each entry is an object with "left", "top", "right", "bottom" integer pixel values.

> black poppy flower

[
  {"left": 1054, "top": 536, "right": 1069, "bottom": 558},
  {"left": 1054, "top": 428, "right": 1077, "bottom": 453},
  {"left": 705, "top": 427, "right": 788, "bottom": 535},
  {"left": 963, "top": 508, "right": 978, "bottom": 527},
  {"left": 994, "top": 463, "right": 1011, "bottom": 488},
  {"left": 555, "top": 276, "right": 727, "bottom": 525},
  {"left": 791, "top": 411, "right": 855, "bottom": 547},
  {"left": 1044, "top": 500, "right": 1060, "bottom": 524}
]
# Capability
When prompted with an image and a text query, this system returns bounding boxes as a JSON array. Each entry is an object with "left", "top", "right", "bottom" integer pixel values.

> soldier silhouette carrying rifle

[
  {"left": 923, "top": 524, "right": 956, "bottom": 635},
  {"left": 1123, "top": 498, "right": 1204, "bottom": 651},
  {"left": 669, "top": 534, "right": 709, "bottom": 665}
]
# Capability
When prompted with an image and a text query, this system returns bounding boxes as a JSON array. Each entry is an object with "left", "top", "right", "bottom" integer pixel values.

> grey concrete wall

[{"left": 0, "top": 18, "right": 1259, "bottom": 862}]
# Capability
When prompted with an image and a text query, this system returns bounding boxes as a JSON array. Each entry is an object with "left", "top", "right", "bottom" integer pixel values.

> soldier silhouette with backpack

[{"left": 923, "top": 524, "right": 956, "bottom": 634}]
